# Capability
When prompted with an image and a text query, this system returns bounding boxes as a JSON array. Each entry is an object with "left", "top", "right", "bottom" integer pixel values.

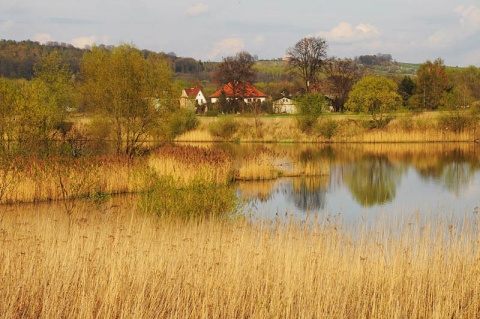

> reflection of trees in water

[
  {"left": 442, "top": 162, "right": 476, "bottom": 195},
  {"left": 288, "top": 177, "right": 328, "bottom": 212},
  {"left": 414, "top": 148, "right": 480, "bottom": 195},
  {"left": 343, "top": 155, "right": 403, "bottom": 207}
]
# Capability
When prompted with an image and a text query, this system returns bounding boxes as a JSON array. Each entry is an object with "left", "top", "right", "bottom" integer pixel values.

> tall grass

[
  {"left": 148, "top": 145, "right": 233, "bottom": 185},
  {"left": 1, "top": 156, "right": 142, "bottom": 204},
  {"left": 1, "top": 204, "right": 479, "bottom": 318},
  {"left": 176, "top": 112, "right": 480, "bottom": 143}
]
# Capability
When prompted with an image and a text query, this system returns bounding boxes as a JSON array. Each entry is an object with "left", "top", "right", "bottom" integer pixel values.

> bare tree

[
  {"left": 286, "top": 37, "right": 328, "bottom": 93},
  {"left": 212, "top": 51, "right": 257, "bottom": 111},
  {"left": 322, "top": 58, "right": 364, "bottom": 112}
]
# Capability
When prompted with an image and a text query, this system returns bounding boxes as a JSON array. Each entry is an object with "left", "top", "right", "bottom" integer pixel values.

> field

[
  {"left": 176, "top": 110, "right": 480, "bottom": 143},
  {"left": 1, "top": 201, "right": 479, "bottom": 318}
]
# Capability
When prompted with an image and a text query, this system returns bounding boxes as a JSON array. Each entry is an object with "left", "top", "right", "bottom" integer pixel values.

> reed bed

[
  {"left": 1, "top": 203, "right": 480, "bottom": 318},
  {"left": 176, "top": 114, "right": 480, "bottom": 143},
  {"left": 148, "top": 145, "right": 233, "bottom": 185},
  {"left": 235, "top": 146, "right": 330, "bottom": 181},
  {"left": 0, "top": 156, "right": 142, "bottom": 204}
]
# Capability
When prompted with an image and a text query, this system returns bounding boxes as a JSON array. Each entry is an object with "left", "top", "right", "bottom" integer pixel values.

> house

[
  {"left": 209, "top": 82, "right": 267, "bottom": 104},
  {"left": 273, "top": 97, "right": 297, "bottom": 114},
  {"left": 180, "top": 87, "right": 207, "bottom": 110}
]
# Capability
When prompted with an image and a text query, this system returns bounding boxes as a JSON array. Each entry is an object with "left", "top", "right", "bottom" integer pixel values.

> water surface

[{"left": 220, "top": 143, "right": 480, "bottom": 223}]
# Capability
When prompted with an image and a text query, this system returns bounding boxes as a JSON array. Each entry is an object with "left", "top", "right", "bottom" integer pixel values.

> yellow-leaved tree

[
  {"left": 345, "top": 75, "right": 400, "bottom": 128},
  {"left": 80, "top": 44, "right": 196, "bottom": 156}
]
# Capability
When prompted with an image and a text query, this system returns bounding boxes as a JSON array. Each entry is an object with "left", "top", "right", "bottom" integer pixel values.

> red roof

[
  {"left": 184, "top": 88, "right": 201, "bottom": 98},
  {"left": 209, "top": 82, "right": 267, "bottom": 99}
]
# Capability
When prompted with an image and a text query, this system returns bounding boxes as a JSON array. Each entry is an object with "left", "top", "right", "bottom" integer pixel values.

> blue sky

[{"left": 1, "top": 0, "right": 480, "bottom": 66}]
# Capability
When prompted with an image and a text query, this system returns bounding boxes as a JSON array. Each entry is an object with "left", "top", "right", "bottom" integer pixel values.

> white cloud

[
  {"left": 455, "top": 5, "right": 480, "bottom": 31},
  {"left": 206, "top": 37, "right": 245, "bottom": 60},
  {"left": 33, "top": 33, "right": 54, "bottom": 44},
  {"left": 429, "top": 5, "right": 480, "bottom": 48},
  {"left": 71, "top": 36, "right": 97, "bottom": 48},
  {"left": 186, "top": 3, "right": 209, "bottom": 17},
  {"left": 317, "top": 22, "right": 380, "bottom": 43},
  {"left": 1, "top": 20, "right": 14, "bottom": 31},
  {"left": 254, "top": 35, "right": 265, "bottom": 45}
]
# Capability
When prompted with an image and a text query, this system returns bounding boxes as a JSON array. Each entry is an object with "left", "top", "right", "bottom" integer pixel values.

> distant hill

[
  {"left": 0, "top": 40, "right": 419, "bottom": 81},
  {"left": 0, "top": 39, "right": 86, "bottom": 79}
]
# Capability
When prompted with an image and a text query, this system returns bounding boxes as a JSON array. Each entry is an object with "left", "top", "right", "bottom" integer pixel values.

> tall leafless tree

[
  {"left": 213, "top": 51, "right": 257, "bottom": 108},
  {"left": 322, "top": 58, "right": 364, "bottom": 112},
  {"left": 285, "top": 37, "right": 328, "bottom": 93}
]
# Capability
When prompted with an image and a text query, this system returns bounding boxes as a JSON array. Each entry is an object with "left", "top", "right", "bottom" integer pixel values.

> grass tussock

[{"left": 1, "top": 204, "right": 480, "bottom": 318}]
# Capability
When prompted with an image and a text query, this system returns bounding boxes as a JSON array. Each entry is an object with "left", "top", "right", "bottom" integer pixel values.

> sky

[{"left": 1, "top": 0, "right": 480, "bottom": 66}]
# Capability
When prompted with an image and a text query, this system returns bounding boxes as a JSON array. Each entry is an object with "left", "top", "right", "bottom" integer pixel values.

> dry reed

[
  {"left": 176, "top": 114, "right": 480, "bottom": 143},
  {"left": 148, "top": 145, "right": 233, "bottom": 185},
  {"left": 2, "top": 156, "right": 142, "bottom": 204},
  {"left": 1, "top": 202, "right": 480, "bottom": 318}
]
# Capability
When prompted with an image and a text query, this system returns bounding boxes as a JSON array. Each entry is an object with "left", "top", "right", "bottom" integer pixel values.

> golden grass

[
  {"left": 1, "top": 202, "right": 480, "bottom": 318},
  {"left": 175, "top": 113, "right": 480, "bottom": 143},
  {"left": 234, "top": 146, "right": 330, "bottom": 181},
  {"left": 148, "top": 145, "right": 233, "bottom": 185},
  {"left": 2, "top": 156, "right": 142, "bottom": 204}
]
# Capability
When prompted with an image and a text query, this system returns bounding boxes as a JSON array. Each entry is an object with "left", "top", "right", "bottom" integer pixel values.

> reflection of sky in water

[{"left": 241, "top": 166, "right": 480, "bottom": 224}]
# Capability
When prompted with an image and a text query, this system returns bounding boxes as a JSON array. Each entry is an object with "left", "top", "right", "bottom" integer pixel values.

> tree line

[{"left": 0, "top": 44, "right": 198, "bottom": 158}]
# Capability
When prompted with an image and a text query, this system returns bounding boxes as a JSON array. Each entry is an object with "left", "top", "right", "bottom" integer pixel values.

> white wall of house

[
  {"left": 180, "top": 89, "right": 207, "bottom": 109},
  {"left": 195, "top": 91, "right": 207, "bottom": 105},
  {"left": 273, "top": 98, "right": 297, "bottom": 114},
  {"left": 211, "top": 97, "right": 266, "bottom": 104}
]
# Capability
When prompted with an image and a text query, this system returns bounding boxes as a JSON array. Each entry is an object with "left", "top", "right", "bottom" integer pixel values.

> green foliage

[
  {"left": 345, "top": 75, "right": 400, "bottom": 128},
  {"left": 295, "top": 93, "right": 327, "bottom": 133},
  {"left": 208, "top": 116, "right": 239, "bottom": 140},
  {"left": 157, "top": 108, "right": 199, "bottom": 141},
  {"left": 205, "top": 109, "right": 219, "bottom": 117},
  {"left": 412, "top": 58, "right": 450, "bottom": 110},
  {"left": 80, "top": 44, "right": 175, "bottom": 155},
  {"left": 140, "top": 176, "right": 239, "bottom": 220},
  {"left": 316, "top": 118, "right": 339, "bottom": 139},
  {"left": 438, "top": 111, "right": 477, "bottom": 133},
  {"left": 398, "top": 75, "right": 415, "bottom": 106}
]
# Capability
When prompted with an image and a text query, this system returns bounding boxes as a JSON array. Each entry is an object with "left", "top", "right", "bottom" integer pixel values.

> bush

[
  {"left": 295, "top": 93, "right": 327, "bottom": 133},
  {"left": 159, "top": 108, "right": 199, "bottom": 141},
  {"left": 205, "top": 109, "right": 219, "bottom": 117},
  {"left": 140, "top": 176, "right": 239, "bottom": 220},
  {"left": 316, "top": 118, "right": 339, "bottom": 139},
  {"left": 208, "top": 116, "right": 239, "bottom": 140},
  {"left": 438, "top": 111, "right": 476, "bottom": 133}
]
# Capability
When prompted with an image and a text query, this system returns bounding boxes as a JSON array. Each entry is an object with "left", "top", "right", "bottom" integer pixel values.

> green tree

[
  {"left": 0, "top": 79, "right": 19, "bottom": 147},
  {"left": 343, "top": 155, "right": 402, "bottom": 207},
  {"left": 15, "top": 51, "right": 74, "bottom": 152},
  {"left": 295, "top": 93, "right": 327, "bottom": 133},
  {"left": 447, "top": 66, "right": 480, "bottom": 108},
  {"left": 345, "top": 75, "right": 400, "bottom": 128},
  {"left": 80, "top": 44, "right": 178, "bottom": 155},
  {"left": 398, "top": 75, "right": 415, "bottom": 107},
  {"left": 285, "top": 37, "right": 328, "bottom": 93},
  {"left": 412, "top": 58, "right": 450, "bottom": 110}
]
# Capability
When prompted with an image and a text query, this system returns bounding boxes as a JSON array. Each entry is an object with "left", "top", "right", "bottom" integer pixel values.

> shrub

[
  {"left": 205, "top": 109, "right": 219, "bottom": 117},
  {"left": 316, "top": 118, "right": 339, "bottom": 139},
  {"left": 295, "top": 93, "right": 327, "bottom": 133},
  {"left": 140, "top": 176, "right": 239, "bottom": 220},
  {"left": 438, "top": 111, "right": 476, "bottom": 133},
  {"left": 208, "top": 116, "right": 239, "bottom": 140}
]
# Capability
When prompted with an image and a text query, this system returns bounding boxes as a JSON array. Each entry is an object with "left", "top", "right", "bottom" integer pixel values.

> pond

[{"left": 209, "top": 143, "right": 480, "bottom": 223}]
